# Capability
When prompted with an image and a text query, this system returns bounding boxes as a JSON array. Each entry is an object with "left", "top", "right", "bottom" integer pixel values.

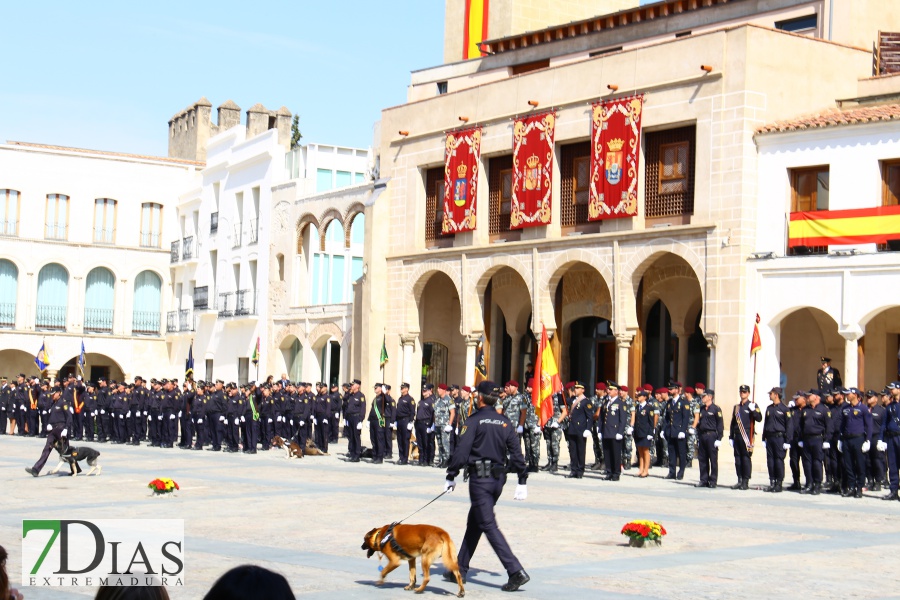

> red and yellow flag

[
  {"left": 533, "top": 325, "right": 562, "bottom": 427},
  {"left": 463, "top": 0, "right": 489, "bottom": 60},
  {"left": 750, "top": 314, "right": 762, "bottom": 356},
  {"left": 789, "top": 205, "right": 900, "bottom": 247}
]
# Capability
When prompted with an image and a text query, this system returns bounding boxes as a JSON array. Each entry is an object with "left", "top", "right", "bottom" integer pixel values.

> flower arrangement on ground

[
  {"left": 148, "top": 477, "right": 180, "bottom": 496},
  {"left": 621, "top": 520, "right": 666, "bottom": 547}
]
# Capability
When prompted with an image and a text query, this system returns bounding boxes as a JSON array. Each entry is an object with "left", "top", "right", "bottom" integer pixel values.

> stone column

[
  {"left": 464, "top": 334, "right": 482, "bottom": 387},
  {"left": 400, "top": 334, "right": 417, "bottom": 387},
  {"left": 705, "top": 334, "right": 718, "bottom": 388},
  {"left": 615, "top": 333, "right": 633, "bottom": 385},
  {"left": 840, "top": 331, "right": 859, "bottom": 388},
  {"left": 676, "top": 331, "right": 690, "bottom": 384}
]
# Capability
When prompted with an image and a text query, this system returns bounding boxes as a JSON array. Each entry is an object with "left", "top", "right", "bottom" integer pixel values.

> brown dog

[
  {"left": 302, "top": 438, "right": 329, "bottom": 456},
  {"left": 409, "top": 435, "right": 420, "bottom": 462},
  {"left": 362, "top": 523, "right": 464, "bottom": 597},
  {"left": 271, "top": 435, "right": 303, "bottom": 459}
]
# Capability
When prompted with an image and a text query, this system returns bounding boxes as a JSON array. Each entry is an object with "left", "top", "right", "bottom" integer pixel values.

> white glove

[
  {"left": 407, "top": 423, "right": 414, "bottom": 431},
  {"left": 289, "top": 420, "right": 295, "bottom": 426},
  {"left": 444, "top": 479, "right": 456, "bottom": 493},
  {"left": 427, "top": 426, "right": 435, "bottom": 433},
  {"left": 748, "top": 403, "right": 757, "bottom": 411},
  {"left": 100, "top": 410, "right": 106, "bottom": 415},
  {"left": 615, "top": 433, "right": 623, "bottom": 440},
  {"left": 862, "top": 440, "right": 870, "bottom": 453},
  {"left": 391, "top": 423, "right": 396, "bottom": 430},
  {"left": 324, "top": 419, "right": 329, "bottom": 424},
  {"left": 19, "top": 405, "right": 25, "bottom": 411},
  {"left": 513, "top": 484, "right": 527, "bottom": 501},
  {"left": 178, "top": 411, "right": 183, "bottom": 418},
  {"left": 877, "top": 440, "right": 887, "bottom": 452},
  {"left": 170, "top": 415, "right": 176, "bottom": 420},
  {"left": 678, "top": 432, "right": 686, "bottom": 439},
  {"left": 550, "top": 421, "right": 559, "bottom": 429},
  {"left": 688, "top": 428, "right": 696, "bottom": 435},
  {"left": 714, "top": 440, "right": 721, "bottom": 448},
  {"left": 516, "top": 425, "right": 524, "bottom": 434},
  {"left": 647, "top": 435, "right": 653, "bottom": 440},
  {"left": 77, "top": 376, "right": 82, "bottom": 382},
  {"left": 240, "top": 416, "right": 246, "bottom": 423},
  {"left": 126, "top": 411, "right": 132, "bottom": 418},
  {"left": 143, "top": 411, "right": 148, "bottom": 416},
  {"left": 444, "top": 425, "right": 452, "bottom": 433},
  {"left": 762, "top": 441, "right": 766, "bottom": 448},
  {"left": 597, "top": 433, "right": 602, "bottom": 441},
  {"left": 158, "top": 415, "right": 163, "bottom": 421},
  {"left": 61, "top": 428, "right": 68, "bottom": 437},
  {"left": 823, "top": 442, "right": 831, "bottom": 450},
  {"left": 783, "top": 443, "right": 791, "bottom": 450},
  {"left": 118, "top": 415, "right": 123, "bottom": 419},
  {"left": 356, "top": 422, "right": 363, "bottom": 430},
  {"left": 233, "top": 418, "right": 239, "bottom": 425},
  {"left": 299, "top": 421, "right": 305, "bottom": 426},
  {"left": 532, "top": 426, "right": 541, "bottom": 434},
  {"left": 582, "top": 430, "right": 591, "bottom": 439},
  {"left": 46, "top": 423, "right": 52, "bottom": 431},
  {"left": 313, "top": 418, "right": 318, "bottom": 425},
  {"left": 625, "top": 426, "right": 634, "bottom": 435},
  {"left": 788, "top": 401, "right": 795, "bottom": 408},
  {"left": 267, "top": 418, "right": 273, "bottom": 423},
  {"left": 729, "top": 439, "right": 734, "bottom": 448},
  {"left": 343, "top": 419, "right": 348, "bottom": 427},
  {"left": 198, "top": 419, "right": 203, "bottom": 424},
  {"left": 660, "top": 430, "right": 666, "bottom": 440},
  {"left": 837, "top": 441, "right": 843, "bottom": 453},
  {"left": 799, "top": 441, "right": 804, "bottom": 448},
  {"left": 219, "top": 415, "right": 226, "bottom": 422}
]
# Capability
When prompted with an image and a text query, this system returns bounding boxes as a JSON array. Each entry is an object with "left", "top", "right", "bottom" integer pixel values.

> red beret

[
  {"left": 595, "top": 382, "right": 607, "bottom": 390},
  {"left": 461, "top": 385, "right": 472, "bottom": 393},
  {"left": 684, "top": 386, "right": 695, "bottom": 394},
  {"left": 527, "top": 379, "right": 536, "bottom": 389},
  {"left": 437, "top": 383, "right": 449, "bottom": 391},
  {"left": 655, "top": 388, "right": 667, "bottom": 394},
  {"left": 694, "top": 382, "right": 706, "bottom": 390},
  {"left": 642, "top": 384, "right": 654, "bottom": 391},
  {"left": 619, "top": 385, "right": 629, "bottom": 392},
  {"left": 565, "top": 381, "right": 575, "bottom": 390},
  {"left": 505, "top": 380, "right": 519, "bottom": 388}
]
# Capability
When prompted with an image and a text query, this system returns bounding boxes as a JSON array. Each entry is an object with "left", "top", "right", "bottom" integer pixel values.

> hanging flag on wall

[
  {"left": 788, "top": 204, "right": 900, "bottom": 247},
  {"left": 589, "top": 95, "right": 644, "bottom": 220},
  {"left": 443, "top": 127, "right": 482, "bottom": 234},
  {"left": 511, "top": 112, "right": 556, "bottom": 229}
]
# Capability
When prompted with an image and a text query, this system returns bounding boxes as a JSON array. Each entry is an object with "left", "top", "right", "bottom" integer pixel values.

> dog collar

[{"left": 378, "top": 523, "right": 414, "bottom": 561}]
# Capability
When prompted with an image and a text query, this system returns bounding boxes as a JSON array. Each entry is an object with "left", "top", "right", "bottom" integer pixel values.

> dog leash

[{"left": 394, "top": 489, "right": 449, "bottom": 525}]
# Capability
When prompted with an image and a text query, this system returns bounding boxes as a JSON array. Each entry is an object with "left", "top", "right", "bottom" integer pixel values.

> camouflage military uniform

[
  {"left": 433, "top": 394, "right": 454, "bottom": 466},
  {"left": 621, "top": 395, "right": 636, "bottom": 469},
  {"left": 649, "top": 397, "right": 660, "bottom": 463},
  {"left": 542, "top": 391, "right": 565, "bottom": 471},
  {"left": 501, "top": 393, "right": 524, "bottom": 455},
  {"left": 523, "top": 396, "right": 541, "bottom": 470},
  {"left": 655, "top": 397, "right": 669, "bottom": 467},
  {"left": 687, "top": 395, "right": 700, "bottom": 466}
]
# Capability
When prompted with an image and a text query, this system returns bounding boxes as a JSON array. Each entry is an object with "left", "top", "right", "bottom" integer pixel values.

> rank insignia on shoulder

[
  {"left": 63, "top": 405, "right": 68, "bottom": 410},
  {"left": 460, "top": 426, "right": 467, "bottom": 436}
]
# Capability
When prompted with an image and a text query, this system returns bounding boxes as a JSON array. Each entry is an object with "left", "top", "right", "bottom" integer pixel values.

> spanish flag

[
  {"left": 533, "top": 325, "right": 562, "bottom": 427},
  {"left": 463, "top": 0, "right": 489, "bottom": 60},
  {"left": 789, "top": 204, "right": 900, "bottom": 247},
  {"left": 750, "top": 314, "right": 762, "bottom": 356}
]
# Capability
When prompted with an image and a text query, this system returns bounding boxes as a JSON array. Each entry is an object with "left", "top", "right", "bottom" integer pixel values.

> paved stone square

[{"left": 2, "top": 434, "right": 899, "bottom": 600}]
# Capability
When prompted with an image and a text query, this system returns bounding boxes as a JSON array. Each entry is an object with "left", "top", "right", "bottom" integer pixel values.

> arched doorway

[
  {"left": 568, "top": 317, "right": 615, "bottom": 386},
  {"left": 279, "top": 335, "right": 303, "bottom": 382},
  {"left": 311, "top": 334, "right": 341, "bottom": 387},
  {"left": 778, "top": 307, "right": 842, "bottom": 393},
  {"left": 479, "top": 267, "right": 531, "bottom": 385},
  {"left": 59, "top": 352, "right": 125, "bottom": 382},
  {"left": 418, "top": 271, "right": 465, "bottom": 385},
  {"left": 859, "top": 306, "right": 900, "bottom": 389},
  {"left": 0, "top": 349, "right": 40, "bottom": 378}
]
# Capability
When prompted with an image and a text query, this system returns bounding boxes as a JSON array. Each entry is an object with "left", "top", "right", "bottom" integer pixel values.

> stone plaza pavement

[{"left": 2, "top": 434, "right": 899, "bottom": 600}]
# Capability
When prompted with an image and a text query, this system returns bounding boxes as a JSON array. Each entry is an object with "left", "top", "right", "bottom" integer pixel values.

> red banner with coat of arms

[
  {"left": 443, "top": 127, "right": 482, "bottom": 234},
  {"left": 589, "top": 95, "right": 643, "bottom": 220},
  {"left": 511, "top": 112, "right": 556, "bottom": 229}
]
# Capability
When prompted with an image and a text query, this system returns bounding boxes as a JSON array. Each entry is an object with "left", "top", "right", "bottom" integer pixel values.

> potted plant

[
  {"left": 148, "top": 477, "right": 180, "bottom": 496},
  {"left": 621, "top": 520, "right": 666, "bottom": 547}
]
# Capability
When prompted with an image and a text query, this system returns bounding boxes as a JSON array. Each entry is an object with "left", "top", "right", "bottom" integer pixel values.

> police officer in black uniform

[
  {"left": 565, "top": 382, "right": 593, "bottom": 479},
  {"left": 879, "top": 382, "right": 900, "bottom": 501},
  {"left": 382, "top": 385, "right": 396, "bottom": 459},
  {"left": 395, "top": 382, "right": 415, "bottom": 465},
  {"left": 345, "top": 379, "right": 366, "bottom": 462},
  {"left": 415, "top": 384, "right": 436, "bottom": 466},
  {"left": 838, "top": 387, "right": 872, "bottom": 498},
  {"left": 663, "top": 382, "right": 692, "bottom": 480},
  {"left": 728, "top": 384, "right": 762, "bottom": 490},
  {"left": 695, "top": 389, "right": 724, "bottom": 488},
  {"left": 867, "top": 389, "right": 887, "bottom": 491},
  {"left": 761, "top": 386, "right": 793, "bottom": 492},
  {"left": 799, "top": 388, "right": 832, "bottom": 495},
  {"left": 442, "top": 380, "right": 530, "bottom": 593},
  {"left": 328, "top": 383, "right": 342, "bottom": 443},
  {"left": 600, "top": 383, "right": 628, "bottom": 481},
  {"left": 314, "top": 382, "right": 331, "bottom": 452},
  {"left": 25, "top": 387, "right": 72, "bottom": 476},
  {"left": 816, "top": 357, "right": 842, "bottom": 394},
  {"left": 207, "top": 380, "right": 226, "bottom": 451}
]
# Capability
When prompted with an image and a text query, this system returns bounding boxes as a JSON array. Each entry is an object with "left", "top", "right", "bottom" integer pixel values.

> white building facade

[
  {"left": 0, "top": 142, "right": 199, "bottom": 380},
  {"left": 752, "top": 101, "right": 900, "bottom": 398}
]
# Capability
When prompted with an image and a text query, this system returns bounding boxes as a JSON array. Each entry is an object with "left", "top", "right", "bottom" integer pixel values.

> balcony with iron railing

[
  {"left": 170, "top": 240, "right": 180, "bottom": 263},
  {"left": 84, "top": 308, "right": 114, "bottom": 334},
  {"left": 93, "top": 228, "right": 115, "bottom": 245},
  {"left": 232, "top": 224, "right": 242, "bottom": 249},
  {"left": 193, "top": 286, "right": 209, "bottom": 309},
  {"left": 166, "top": 311, "right": 178, "bottom": 333},
  {"left": 234, "top": 289, "right": 257, "bottom": 316},
  {"left": 1, "top": 220, "right": 19, "bottom": 237},
  {"left": 179, "top": 308, "right": 193, "bottom": 331},
  {"left": 247, "top": 219, "right": 258, "bottom": 244},
  {"left": 0, "top": 303, "right": 15, "bottom": 328},
  {"left": 182, "top": 236, "right": 195, "bottom": 260},
  {"left": 132, "top": 311, "right": 161, "bottom": 336},
  {"left": 210, "top": 211, "right": 219, "bottom": 234},
  {"left": 44, "top": 224, "right": 67, "bottom": 241},
  {"left": 35, "top": 305, "right": 66, "bottom": 331},
  {"left": 218, "top": 292, "right": 233, "bottom": 317}
]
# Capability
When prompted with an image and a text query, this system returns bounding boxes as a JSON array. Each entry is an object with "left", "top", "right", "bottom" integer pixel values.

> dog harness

[{"left": 378, "top": 522, "right": 414, "bottom": 561}]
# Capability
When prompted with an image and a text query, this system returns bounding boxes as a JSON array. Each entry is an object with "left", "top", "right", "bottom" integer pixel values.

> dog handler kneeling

[{"left": 443, "top": 380, "right": 530, "bottom": 592}]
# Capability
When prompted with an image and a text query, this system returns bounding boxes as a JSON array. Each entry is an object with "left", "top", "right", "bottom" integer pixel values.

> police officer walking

[
  {"left": 25, "top": 387, "right": 72, "bottom": 477},
  {"left": 442, "top": 380, "right": 530, "bottom": 593}
]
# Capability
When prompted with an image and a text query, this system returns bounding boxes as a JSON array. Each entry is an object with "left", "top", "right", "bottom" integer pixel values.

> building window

[
  {"left": 488, "top": 155, "right": 514, "bottom": 235},
  {"left": 84, "top": 267, "right": 115, "bottom": 333},
  {"left": 424, "top": 166, "right": 446, "bottom": 243},
  {"left": 560, "top": 142, "right": 591, "bottom": 227},
  {"left": 36, "top": 263, "right": 68, "bottom": 331},
  {"left": 0, "top": 259, "right": 18, "bottom": 328},
  {"left": 0, "top": 189, "right": 19, "bottom": 237},
  {"left": 45, "top": 194, "right": 69, "bottom": 240},
  {"left": 140, "top": 202, "right": 163, "bottom": 248},
  {"left": 436, "top": 81, "right": 448, "bottom": 95},
  {"left": 93, "top": 198, "right": 117, "bottom": 244},
  {"left": 132, "top": 270, "right": 162, "bottom": 335},
  {"left": 775, "top": 14, "right": 817, "bottom": 34},
  {"left": 790, "top": 166, "right": 830, "bottom": 212},
  {"left": 644, "top": 126, "right": 696, "bottom": 218},
  {"left": 511, "top": 59, "right": 550, "bottom": 76},
  {"left": 336, "top": 170, "right": 352, "bottom": 188},
  {"left": 316, "top": 169, "right": 333, "bottom": 192},
  {"left": 883, "top": 160, "right": 900, "bottom": 206},
  {"left": 355, "top": 172, "right": 365, "bottom": 184}
]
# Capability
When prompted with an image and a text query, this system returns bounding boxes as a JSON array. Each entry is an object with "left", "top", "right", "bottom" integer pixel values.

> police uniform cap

[
  {"left": 704, "top": 389, "right": 715, "bottom": 396},
  {"left": 423, "top": 383, "right": 435, "bottom": 391},
  {"left": 606, "top": 380, "right": 619, "bottom": 389},
  {"left": 807, "top": 388, "right": 821, "bottom": 396},
  {"left": 573, "top": 381, "right": 585, "bottom": 389},
  {"left": 383, "top": 384, "right": 391, "bottom": 390},
  {"left": 865, "top": 389, "right": 878, "bottom": 397},
  {"left": 476, "top": 380, "right": 500, "bottom": 396},
  {"left": 888, "top": 382, "right": 900, "bottom": 390},
  {"left": 317, "top": 382, "right": 325, "bottom": 387},
  {"left": 667, "top": 380, "right": 681, "bottom": 389},
  {"left": 820, "top": 356, "right": 832, "bottom": 363},
  {"left": 400, "top": 382, "right": 410, "bottom": 389},
  {"left": 684, "top": 386, "right": 695, "bottom": 394},
  {"left": 637, "top": 389, "right": 649, "bottom": 397},
  {"left": 505, "top": 379, "right": 519, "bottom": 388},
  {"left": 769, "top": 386, "right": 783, "bottom": 395},
  {"left": 842, "top": 387, "right": 861, "bottom": 396},
  {"left": 739, "top": 384, "right": 751, "bottom": 393},
  {"left": 134, "top": 376, "right": 143, "bottom": 382},
  {"left": 342, "top": 383, "right": 350, "bottom": 389},
  {"left": 216, "top": 379, "right": 224, "bottom": 385},
  {"left": 450, "top": 384, "right": 460, "bottom": 391},
  {"left": 793, "top": 390, "right": 807, "bottom": 398},
  {"left": 883, "top": 387, "right": 892, "bottom": 395},
  {"left": 642, "top": 383, "right": 654, "bottom": 391},
  {"left": 374, "top": 382, "right": 383, "bottom": 388},
  {"left": 352, "top": 379, "right": 361, "bottom": 385}
]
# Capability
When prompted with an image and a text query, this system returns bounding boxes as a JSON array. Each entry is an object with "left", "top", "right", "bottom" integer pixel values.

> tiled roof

[
  {"left": 756, "top": 104, "right": 900, "bottom": 134},
  {"left": 4, "top": 141, "right": 205, "bottom": 166}
]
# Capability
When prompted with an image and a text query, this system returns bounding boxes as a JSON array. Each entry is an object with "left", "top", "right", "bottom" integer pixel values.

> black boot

[
  {"left": 799, "top": 483, "right": 812, "bottom": 494},
  {"left": 549, "top": 460, "right": 558, "bottom": 473},
  {"left": 731, "top": 478, "right": 744, "bottom": 490},
  {"left": 811, "top": 483, "right": 822, "bottom": 495},
  {"left": 773, "top": 480, "right": 783, "bottom": 493},
  {"left": 539, "top": 462, "right": 552, "bottom": 471},
  {"left": 787, "top": 481, "right": 802, "bottom": 491},
  {"left": 883, "top": 490, "right": 899, "bottom": 501},
  {"left": 764, "top": 480, "right": 775, "bottom": 492},
  {"left": 501, "top": 570, "right": 530, "bottom": 592},
  {"left": 854, "top": 487, "right": 863, "bottom": 498}
]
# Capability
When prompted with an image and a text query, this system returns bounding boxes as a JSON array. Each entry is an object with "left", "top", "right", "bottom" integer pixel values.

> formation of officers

[{"left": 4, "top": 367, "right": 900, "bottom": 502}]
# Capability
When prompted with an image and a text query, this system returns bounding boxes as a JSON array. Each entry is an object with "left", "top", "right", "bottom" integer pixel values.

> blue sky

[{"left": 1, "top": 1, "right": 445, "bottom": 156}]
